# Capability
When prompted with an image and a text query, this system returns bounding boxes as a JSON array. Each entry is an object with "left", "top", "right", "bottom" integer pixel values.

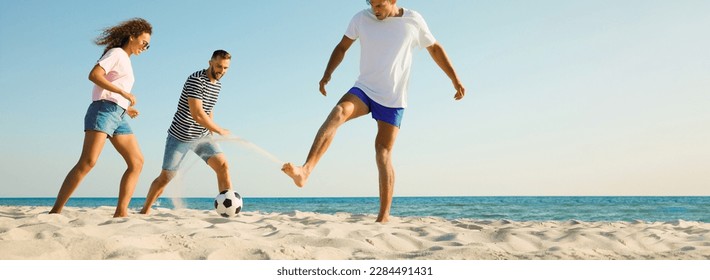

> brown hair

[{"left": 94, "top": 18, "right": 152, "bottom": 55}]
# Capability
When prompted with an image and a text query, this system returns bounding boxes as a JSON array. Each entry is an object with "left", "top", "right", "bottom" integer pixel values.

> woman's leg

[
  {"left": 109, "top": 134, "right": 144, "bottom": 217},
  {"left": 50, "top": 131, "right": 108, "bottom": 214}
]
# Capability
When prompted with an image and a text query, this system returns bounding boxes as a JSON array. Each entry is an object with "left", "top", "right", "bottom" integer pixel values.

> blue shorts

[
  {"left": 347, "top": 87, "right": 404, "bottom": 128},
  {"left": 162, "top": 134, "right": 223, "bottom": 171},
  {"left": 84, "top": 100, "right": 132, "bottom": 137}
]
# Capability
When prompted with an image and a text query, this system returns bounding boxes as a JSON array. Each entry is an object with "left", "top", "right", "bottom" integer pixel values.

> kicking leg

[
  {"left": 282, "top": 93, "right": 369, "bottom": 187},
  {"left": 207, "top": 153, "right": 232, "bottom": 193}
]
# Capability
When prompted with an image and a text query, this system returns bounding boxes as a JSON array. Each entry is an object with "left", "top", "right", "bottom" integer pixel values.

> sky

[{"left": 0, "top": 0, "right": 709, "bottom": 198}]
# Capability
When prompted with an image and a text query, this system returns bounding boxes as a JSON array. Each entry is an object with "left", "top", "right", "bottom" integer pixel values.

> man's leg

[
  {"left": 282, "top": 93, "right": 369, "bottom": 187},
  {"left": 141, "top": 135, "right": 185, "bottom": 215},
  {"left": 109, "top": 134, "right": 144, "bottom": 217},
  {"left": 374, "top": 120, "right": 399, "bottom": 223},
  {"left": 207, "top": 153, "right": 232, "bottom": 193},
  {"left": 140, "top": 170, "right": 176, "bottom": 214}
]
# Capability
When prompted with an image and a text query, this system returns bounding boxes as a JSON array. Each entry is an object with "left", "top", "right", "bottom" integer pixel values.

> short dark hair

[
  {"left": 212, "top": 50, "right": 231, "bottom": 60},
  {"left": 366, "top": 0, "right": 391, "bottom": 5}
]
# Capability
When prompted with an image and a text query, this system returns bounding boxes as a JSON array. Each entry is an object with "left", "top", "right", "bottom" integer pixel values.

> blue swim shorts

[
  {"left": 161, "top": 134, "right": 223, "bottom": 171},
  {"left": 84, "top": 100, "right": 132, "bottom": 137},
  {"left": 347, "top": 87, "right": 404, "bottom": 128}
]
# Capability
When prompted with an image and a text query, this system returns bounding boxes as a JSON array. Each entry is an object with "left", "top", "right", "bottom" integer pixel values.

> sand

[{"left": 1, "top": 206, "right": 709, "bottom": 260}]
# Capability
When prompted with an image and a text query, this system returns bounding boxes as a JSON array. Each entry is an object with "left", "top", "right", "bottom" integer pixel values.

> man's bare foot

[{"left": 281, "top": 163, "right": 309, "bottom": 187}]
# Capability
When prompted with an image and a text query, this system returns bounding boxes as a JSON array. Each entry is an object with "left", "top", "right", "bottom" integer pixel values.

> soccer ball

[{"left": 214, "top": 189, "right": 243, "bottom": 217}]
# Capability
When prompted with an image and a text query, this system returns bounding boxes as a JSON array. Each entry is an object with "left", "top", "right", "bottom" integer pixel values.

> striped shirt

[{"left": 168, "top": 69, "right": 222, "bottom": 141}]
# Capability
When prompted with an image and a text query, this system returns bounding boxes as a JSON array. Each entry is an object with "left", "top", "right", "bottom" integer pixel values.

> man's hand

[
  {"left": 214, "top": 128, "right": 231, "bottom": 136},
  {"left": 454, "top": 82, "right": 465, "bottom": 100},
  {"left": 319, "top": 75, "right": 331, "bottom": 96}
]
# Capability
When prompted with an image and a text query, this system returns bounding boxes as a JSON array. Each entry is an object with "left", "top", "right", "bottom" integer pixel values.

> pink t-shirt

[{"left": 91, "top": 48, "right": 134, "bottom": 109}]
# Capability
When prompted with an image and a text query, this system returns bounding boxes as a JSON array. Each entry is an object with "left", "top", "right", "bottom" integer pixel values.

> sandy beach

[{"left": 1, "top": 206, "right": 708, "bottom": 260}]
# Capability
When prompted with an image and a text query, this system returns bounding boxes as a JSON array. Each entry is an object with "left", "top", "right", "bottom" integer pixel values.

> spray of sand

[
  {"left": 165, "top": 135, "right": 284, "bottom": 210},
  {"left": 214, "top": 135, "right": 284, "bottom": 165}
]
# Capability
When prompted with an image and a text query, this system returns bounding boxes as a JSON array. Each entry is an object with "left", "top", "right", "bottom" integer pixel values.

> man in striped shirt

[{"left": 140, "top": 50, "right": 233, "bottom": 214}]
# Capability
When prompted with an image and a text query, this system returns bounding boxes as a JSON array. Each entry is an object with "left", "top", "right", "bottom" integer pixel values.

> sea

[{"left": 1, "top": 196, "right": 709, "bottom": 222}]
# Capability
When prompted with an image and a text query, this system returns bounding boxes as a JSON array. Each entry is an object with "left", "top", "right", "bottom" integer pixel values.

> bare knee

[
  {"left": 208, "top": 156, "right": 229, "bottom": 173},
  {"left": 375, "top": 143, "right": 393, "bottom": 164},
  {"left": 329, "top": 104, "right": 351, "bottom": 124},
  {"left": 216, "top": 160, "right": 229, "bottom": 173},
  {"left": 127, "top": 155, "right": 144, "bottom": 172},
  {"left": 75, "top": 157, "right": 98, "bottom": 174},
  {"left": 154, "top": 172, "right": 174, "bottom": 186},
  {"left": 374, "top": 122, "right": 398, "bottom": 166}
]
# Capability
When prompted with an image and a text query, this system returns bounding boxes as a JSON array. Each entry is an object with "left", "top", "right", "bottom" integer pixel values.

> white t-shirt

[
  {"left": 91, "top": 48, "right": 134, "bottom": 109},
  {"left": 345, "top": 8, "right": 436, "bottom": 108}
]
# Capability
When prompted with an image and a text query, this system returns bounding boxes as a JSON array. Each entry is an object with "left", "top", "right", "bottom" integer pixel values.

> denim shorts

[
  {"left": 162, "top": 134, "right": 223, "bottom": 171},
  {"left": 84, "top": 100, "right": 132, "bottom": 136},
  {"left": 347, "top": 87, "right": 404, "bottom": 128}
]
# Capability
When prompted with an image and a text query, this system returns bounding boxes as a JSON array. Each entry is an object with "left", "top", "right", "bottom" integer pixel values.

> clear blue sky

[{"left": 1, "top": 0, "right": 708, "bottom": 198}]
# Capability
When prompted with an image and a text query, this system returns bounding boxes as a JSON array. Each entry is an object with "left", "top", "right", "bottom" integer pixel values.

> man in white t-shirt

[{"left": 282, "top": 0, "right": 465, "bottom": 223}]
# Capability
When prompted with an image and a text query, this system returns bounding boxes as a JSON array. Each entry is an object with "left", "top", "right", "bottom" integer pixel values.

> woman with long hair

[{"left": 50, "top": 18, "right": 152, "bottom": 217}]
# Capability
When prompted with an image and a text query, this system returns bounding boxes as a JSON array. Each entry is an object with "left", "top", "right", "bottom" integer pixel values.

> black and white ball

[{"left": 214, "top": 189, "right": 242, "bottom": 217}]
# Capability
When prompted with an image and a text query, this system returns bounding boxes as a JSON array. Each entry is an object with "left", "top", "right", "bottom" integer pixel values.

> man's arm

[
  {"left": 426, "top": 42, "right": 465, "bottom": 100},
  {"left": 188, "top": 98, "right": 229, "bottom": 135},
  {"left": 319, "top": 35, "right": 356, "bottom": 96}
]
